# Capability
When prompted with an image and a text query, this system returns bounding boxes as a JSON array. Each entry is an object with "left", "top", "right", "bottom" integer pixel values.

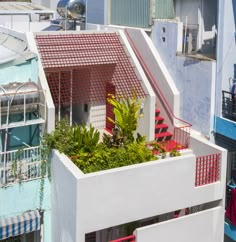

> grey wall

[{"left": 87, "top": 0, "right": 105, "bottom": 24}]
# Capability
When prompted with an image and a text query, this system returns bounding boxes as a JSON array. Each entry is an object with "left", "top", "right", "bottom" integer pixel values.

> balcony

[
  {"left": 51, "top": 134, "right": 226, "bottom": 242},
  {"left": 222, "top": 90, "right": 236, "bottom": 122},
  {"left": 0, "top": 146, "right": 47, "bottom": 187}
]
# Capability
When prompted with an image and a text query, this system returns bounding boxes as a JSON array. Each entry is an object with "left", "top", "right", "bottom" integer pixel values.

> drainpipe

[
  {"left": 183, "top": 16, "right": 188, "bottom": 54},
  {"left": 70, "top": 70, "right": 73, "bottom": 126}
]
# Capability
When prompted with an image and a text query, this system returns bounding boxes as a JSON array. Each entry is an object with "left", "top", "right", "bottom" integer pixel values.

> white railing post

[
  {"left": 0, "top": 146, "right": 43, "bottom": 187},
  {"left": 24, "top": 93, "right": 26, "bottom": 124}
]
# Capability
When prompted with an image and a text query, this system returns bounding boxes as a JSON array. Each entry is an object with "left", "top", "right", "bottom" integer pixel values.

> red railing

[
  {"left": 109, "top": 235, "right": 135, "bottom": 242},
  {"left": 125, "top": 29, "right": 192, "bottom": 148},
  {"left": 195, "top": 153, "right": 221, "bottom": 186}
]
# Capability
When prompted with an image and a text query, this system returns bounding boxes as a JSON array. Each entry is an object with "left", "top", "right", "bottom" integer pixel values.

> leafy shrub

[
  {"left": 72, "top": 142, "right": 156, "bottom": 173},
  {"left": 44, "top": 119, "right": 100, "bottom": 156}
]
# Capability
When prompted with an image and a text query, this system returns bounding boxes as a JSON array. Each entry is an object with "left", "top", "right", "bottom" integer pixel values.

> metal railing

[
  {"left": 195, "top": 153, "right": 221, "bottom": 187},
  {"left": 109, "top": 235, "right": 135, "bottom": 242},
  {"left": 0, "top": 89, "right": 46, "bottom": 129},
  {"left": 222, "top": 90, "right": 236, "bottom": 121},
  {"left": 125, "top": 29, "right": 192, "bottom": 148},
  {"left": 0, "top": 146, "right": 46, "bottom": 186}
]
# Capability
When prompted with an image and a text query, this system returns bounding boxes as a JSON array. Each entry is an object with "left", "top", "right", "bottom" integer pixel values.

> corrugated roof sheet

[
  {"left": 0, "top": 2, "right": 54, "bottom": 14},
  {"left": 0, "top": 32, "right": 36, "bottom": 65}
]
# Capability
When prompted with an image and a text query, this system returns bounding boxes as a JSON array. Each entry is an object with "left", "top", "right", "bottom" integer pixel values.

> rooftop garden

[{"left": 44, "top": 94, "right": 180, "bottom": 173}]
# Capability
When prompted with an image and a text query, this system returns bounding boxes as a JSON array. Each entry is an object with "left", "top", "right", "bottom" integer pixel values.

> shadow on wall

[{"left": 183, "top": 58, "right": 200, "bottom": 67}]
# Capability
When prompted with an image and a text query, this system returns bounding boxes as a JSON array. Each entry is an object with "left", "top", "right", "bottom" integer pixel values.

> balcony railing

[
  {"left": 195, "top": 153, "right": 221, "bottom": 187},
  {"left": 0, "top": 146, "right": 47, "bottom": 186},
  {"left": 0, "top": 89, "right": 46, "bottom": 129},
  {"left": 109, "top": 235, "right": 135, "bottom": 242},
  {"left": 222, "top": 90, "right": 236, "bottom": 121}
]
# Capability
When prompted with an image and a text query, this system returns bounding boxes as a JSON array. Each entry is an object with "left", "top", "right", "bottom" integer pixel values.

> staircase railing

[
  {"left": 125, "top": 29, "right": 192, "bottom": 148},
  {"left": 109, "top": 235, "right": 135, "bottom": 242}
]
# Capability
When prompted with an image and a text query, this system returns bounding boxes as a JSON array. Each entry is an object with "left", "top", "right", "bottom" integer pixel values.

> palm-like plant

[{"left": 107, "top": 93, "right": 143, "bottom": 144}]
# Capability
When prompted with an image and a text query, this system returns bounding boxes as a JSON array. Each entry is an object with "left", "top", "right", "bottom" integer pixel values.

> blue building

[{"left": 0, "top": 28, "right": 51, "bottom": 242}]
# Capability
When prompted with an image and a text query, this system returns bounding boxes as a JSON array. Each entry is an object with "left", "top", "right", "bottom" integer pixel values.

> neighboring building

[
  {"left": 0, "top": 27, "right": 54, "bottom": 242},
  {"left": 0, "top": 1, "right": 55, "bottom": 32}
]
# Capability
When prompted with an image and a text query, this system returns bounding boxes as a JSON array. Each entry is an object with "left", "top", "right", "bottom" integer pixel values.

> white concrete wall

[
  {"left": 0, "top": 15, "right": 52, "bottom": 32},
  {"left": 51, "top": 142, "right": 226, "bottom": 241},
  {"left": 137, "top": 28, "right": 180, "bottom": 125},
  {"left": 26, "top": 32, "right": 55, "bottom": 133},
  {"left": 119, "top": 30, "right": 155, "bottom": 141},
  {"left": 134, "top": 207, "right": 224, "bottom": 242},
  {"left": 51, "top": 150, "right": 82, "bottom": 242},
  {"left": 190, "top": 132, "right": 227, "bottom": 209},
  {"left": 89, "top": 104, "right": 106, "bottom": 129}
]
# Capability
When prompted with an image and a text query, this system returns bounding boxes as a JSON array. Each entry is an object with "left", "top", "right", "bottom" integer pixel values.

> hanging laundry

[{"left": 226, "top": 188, "right": 236, "bottom": 226}]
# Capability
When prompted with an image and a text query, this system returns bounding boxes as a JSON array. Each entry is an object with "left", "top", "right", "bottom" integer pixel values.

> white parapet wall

[
  {"left": 134, "top": 207, "right": 224, "bottom": 242},
  {"left": 118, "top": 30, "right": 156, "bottom": 141},
  {"left": 51, "top": 142, "right": 226, "bottom": 242},
  {"left": 26, "top": 32, "right": 55, "bottom": 133}
]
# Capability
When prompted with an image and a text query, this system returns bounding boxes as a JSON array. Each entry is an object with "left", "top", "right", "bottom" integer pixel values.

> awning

[{"left": 0, "top": 210, "right": 40, "bottom": 240}]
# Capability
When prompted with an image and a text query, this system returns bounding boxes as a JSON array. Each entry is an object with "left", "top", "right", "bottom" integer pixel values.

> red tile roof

[{"left": 35, "top": 32, "right": 146, "bottom": 106}]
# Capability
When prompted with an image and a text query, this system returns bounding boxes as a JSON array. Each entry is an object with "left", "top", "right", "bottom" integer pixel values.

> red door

[{"left": 106, "top": 83, "right": 115, "bottom": 133}]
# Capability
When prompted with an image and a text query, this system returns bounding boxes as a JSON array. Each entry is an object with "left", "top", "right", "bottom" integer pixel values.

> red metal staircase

[{"left": 155, "top": 109, "right": 172, "bottom": 141}]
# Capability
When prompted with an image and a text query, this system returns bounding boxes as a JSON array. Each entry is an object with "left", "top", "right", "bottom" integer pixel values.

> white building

[{"left": 0, "top": 0, "right": 230, "bottom": 241}]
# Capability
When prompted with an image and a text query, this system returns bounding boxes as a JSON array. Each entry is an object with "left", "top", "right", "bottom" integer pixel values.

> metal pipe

[
  {"left": 183, "top": 16, "right": 188, "bottom": 54},
  {"left": 24, "top": 93, "right": 26, "bottom": 123},
  {"left": 65, "top": 4, "right": 68, "bottom": 31},
  {"left": 58, "top": 72, "right": 61, "bottom": 122},
  {"left": 70, "top": 70, "right": 73, "bottom": 126}
]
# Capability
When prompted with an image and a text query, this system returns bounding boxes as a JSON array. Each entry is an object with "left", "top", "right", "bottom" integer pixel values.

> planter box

[{"left": 51, "top": 149, "right": 225, "bottom": 242}]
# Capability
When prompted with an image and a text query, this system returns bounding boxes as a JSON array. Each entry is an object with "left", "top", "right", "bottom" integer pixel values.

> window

[{"left": 231, "top": 151, "right": 236, "bottom": 170}]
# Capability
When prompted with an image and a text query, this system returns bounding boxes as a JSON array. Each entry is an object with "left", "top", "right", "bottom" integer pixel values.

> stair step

[
  {"left": 155, "top": 124, "right": 168, "bottom": 129},
  {"left": 155, "top": 116, "right": 164, "bottom": 121},
  {"left": 155, "top": 109, "right": 160, "bottom": 115},
  {"left": 155, "top": 132, "right": 172, "bottom": 139}
]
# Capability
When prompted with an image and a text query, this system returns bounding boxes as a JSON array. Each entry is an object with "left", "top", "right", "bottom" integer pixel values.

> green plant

[
  {"left": 152, "top": 142, "right": 167, "bottom": 158},
  {"left": 72, "top": 142, "right": 156, "bottom": 173},
  {"left": 11, "top": 149, "right": 24, "bottom": 184},
  {"left": 107, "top": 93, "right": 144, "bottom": 144},
  {"left": 44, "top": 118, "right": 76, "bottom": 155},
  {"left": 169, "top": 148, "right": 181, "bottom": 157},
  {"left": 44, "top": 119, "right": 100, "bottom": 156}
]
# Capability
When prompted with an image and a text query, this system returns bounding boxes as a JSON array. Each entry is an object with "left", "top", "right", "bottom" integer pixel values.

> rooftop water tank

[
  {"left": 57, "top": 0, "right": 85, "bottom": 19},
  {"left": 0, "top": 82, "right": 39, "bottom": 114}
]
